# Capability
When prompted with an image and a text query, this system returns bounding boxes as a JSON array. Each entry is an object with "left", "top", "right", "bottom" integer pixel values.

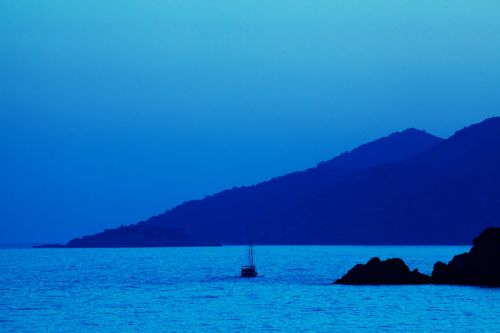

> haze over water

[{"left": 1, "top": 246, "right": 499, "bottom": 332}]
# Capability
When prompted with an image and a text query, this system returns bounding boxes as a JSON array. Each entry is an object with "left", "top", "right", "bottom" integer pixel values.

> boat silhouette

[{"left": 241, "top": 241, "right": 258, "bottom": 277}]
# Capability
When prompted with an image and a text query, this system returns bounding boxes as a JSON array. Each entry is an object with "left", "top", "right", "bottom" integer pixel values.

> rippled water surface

[{"left": 1, "top": 246, "right": 498, "bottom": 332}]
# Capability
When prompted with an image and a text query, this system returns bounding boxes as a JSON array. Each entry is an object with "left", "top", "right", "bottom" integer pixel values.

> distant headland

[{"left": 36, "top": 117, "right": 500, "bottom": 248}]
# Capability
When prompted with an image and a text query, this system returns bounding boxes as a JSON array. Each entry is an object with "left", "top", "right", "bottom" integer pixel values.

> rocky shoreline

[{"left": 335, "top": 227, "right": 500, "bottom": 287}]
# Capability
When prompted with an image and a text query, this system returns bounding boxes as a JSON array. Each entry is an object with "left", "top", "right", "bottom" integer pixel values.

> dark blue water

[{"left": 1, "top": 246, "right": 498, "bottom": 332}]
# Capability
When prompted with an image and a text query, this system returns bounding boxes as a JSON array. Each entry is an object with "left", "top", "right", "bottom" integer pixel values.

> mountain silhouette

[
  {"left": 295, "top": 117, "right": 500, "bottom": 244},
  {"left": 38, "top": 118, "right": 500, "bottom": 247}
]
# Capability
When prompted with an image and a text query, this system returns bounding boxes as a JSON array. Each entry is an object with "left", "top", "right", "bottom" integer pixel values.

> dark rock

[
  {"left": 431, "top": 227, "right": 500, "bottom": 286},
  {"left": 333, "top": 228, "right": 499, "bottom": 286},
  {"left": 334, "top": 257, "right": 431, "bottom": 285}
]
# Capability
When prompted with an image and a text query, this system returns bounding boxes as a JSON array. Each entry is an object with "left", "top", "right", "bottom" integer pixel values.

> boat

[{"left": 241, "top": 241, "right": 258, "bottom": 277}]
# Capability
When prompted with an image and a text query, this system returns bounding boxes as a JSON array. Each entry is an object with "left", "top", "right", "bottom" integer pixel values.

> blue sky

[{"left": 1, "top": 1, "right": 499, "bottom": 243}]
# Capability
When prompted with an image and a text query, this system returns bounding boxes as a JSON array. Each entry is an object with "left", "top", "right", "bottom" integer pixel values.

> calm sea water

[{"left": 1, "top": 246, "right": 498, "bottom": 332}]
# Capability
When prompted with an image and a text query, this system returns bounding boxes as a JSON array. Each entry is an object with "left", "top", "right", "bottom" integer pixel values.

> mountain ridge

[{"left": 36, "top": 118, "right": 500, "bottom": 247}]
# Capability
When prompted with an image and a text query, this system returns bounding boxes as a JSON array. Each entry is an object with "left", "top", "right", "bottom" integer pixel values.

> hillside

[
  {"left": 49, "top": 119, "right": 500, "bottom": 246},
  {"left": 47, "top": 127, "right": 443, "bottom": 247}
]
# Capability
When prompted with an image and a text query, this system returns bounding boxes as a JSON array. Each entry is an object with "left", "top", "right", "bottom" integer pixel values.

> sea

[{"left": 0, "top": 246, "right": 498, "bottom": 332}]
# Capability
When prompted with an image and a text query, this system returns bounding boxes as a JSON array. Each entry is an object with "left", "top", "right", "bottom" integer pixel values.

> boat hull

[{"left": 241, "top": 266, "right": 258, "bottom": 277}]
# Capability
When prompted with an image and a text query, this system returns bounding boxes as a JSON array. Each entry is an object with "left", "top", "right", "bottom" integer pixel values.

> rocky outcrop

[
  {"left": 431, "top": 227, "right": 500, "bottom": 286},
  {"left": 334, "top": 228, "right": 500, "bottom": 286},
  {"left": 334, "top": 257, "right": 431, "bottom": 285}
]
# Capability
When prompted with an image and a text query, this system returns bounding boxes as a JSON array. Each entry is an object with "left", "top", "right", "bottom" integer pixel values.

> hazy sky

[{"left": 1, "top": 1, "right": 499, "bottom": 243}]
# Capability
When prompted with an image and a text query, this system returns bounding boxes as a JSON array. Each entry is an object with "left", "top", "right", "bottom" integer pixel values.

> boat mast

[{"left": 249, "top": 241, "right": 254, "bottom": 266}]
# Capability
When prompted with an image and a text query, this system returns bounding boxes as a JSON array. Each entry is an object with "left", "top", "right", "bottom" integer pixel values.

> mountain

[
  {"left": 41, "top": 127, "right": 442, "bottom": 248},
  {"left": 42, "top": 118, "right": 500, "bottom": 246},
  {"left": 317, "top": 128, "right": 442, "bottom": 170},
  {"left": 295, "top": 117, "right": 500, "bottom": 244}
]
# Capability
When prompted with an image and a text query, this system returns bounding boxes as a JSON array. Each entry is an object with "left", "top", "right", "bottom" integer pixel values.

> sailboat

[{"left": 241, "top": 241, "right": 258, "bottom": 277}]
